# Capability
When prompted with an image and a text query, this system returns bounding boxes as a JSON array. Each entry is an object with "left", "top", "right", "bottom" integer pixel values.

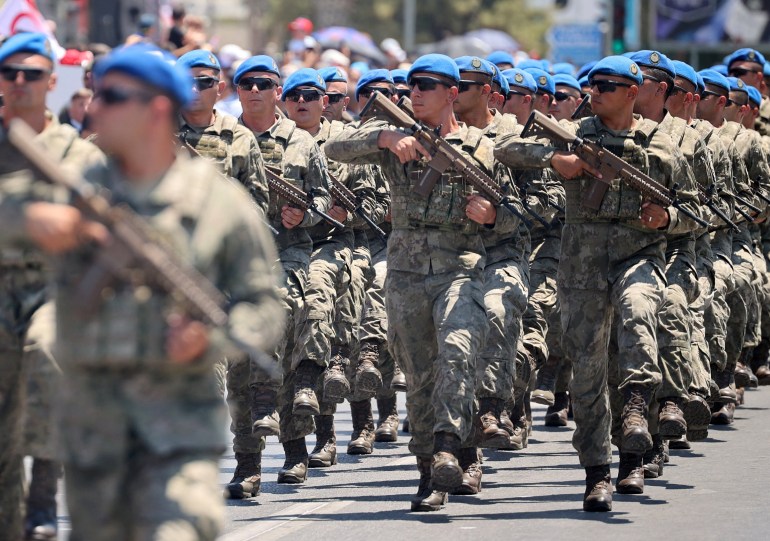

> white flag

[{"left": 0, "top": 0, "right": 65, "bottom": 59}]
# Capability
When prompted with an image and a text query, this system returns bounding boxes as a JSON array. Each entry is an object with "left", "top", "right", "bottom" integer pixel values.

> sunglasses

[
  {"left": 725, "top": 97, "right": 748, "bottom": 107},
  {"left": 396, "top": 88, "right": 411, "bottom": 99},
  {"left": 729, "top": 67, "right": 761, "bottom": 77},
  {"left": 670, "top": 84, "right": 690, "bottom": 95},
  {"left": 94, "top": 86, "right": 156, "bottom": 106},
  {"left": 237, "top": 77, "right": 278, "bottom": 91},
  {"left": 193, "top": 75, "right": 219, "bottom": 91},
  {"left": 326, "top": 93, "right": 346, "bottom": 104},
  {"left": 642, "top": 74, "right": 662, "bottom": 84},
  {"left": 590, "top": 80, "right": 633, "bottom": 93},
  {"left": 284, "top": 89, "right": 323, "bottom": 102},
  {"left": 359, "top": 87, "right": 394, "bottom": 99},
  {"left": 505, "top": 90, "right": 531, "bottom": 101},
  {"left": 458, "top": 80, "right": 486, "bottom": 93},
  {"left": 553, "top": 92, "right": 576, "bottom": 102},
  {"left": 700, "top": 89, "right": 727, "bottom": 100},
  {"left": 0, "top": 65, "right": 51, "bottom": 83},
  {"left": 408, "top": 76, "right": 453, "bottom": 92}
]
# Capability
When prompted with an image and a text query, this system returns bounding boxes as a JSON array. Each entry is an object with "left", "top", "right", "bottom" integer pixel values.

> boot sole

[
  {"left": 391, "top": 383, "right": 408, "bottom": 393},
  {"left": 622, "top": 432, "right": 653, "bottom": 454},
  {"left": 544, "top": 414, "right": 568, "bottom": 427},
  {"left": 616, "top": 482, "right": 644, "bottom": 495},
  {"left": 277, "top": 473, "right": 307, "bottom": 484},
  {"left": 668, "top": 439, "right": 691, "bottom": 450},
  {"left": 347, "top": 444, "right": 374, "bottom": 455},
  {"left": 758, "top": 376, "right": 770, "bottom": 386},
  {"left": 374, "top": 429, "right": 398, "bottom": 442},
  {"left": 308, "top": 452, "right": 337, "bottom": 468},
  {"left": 531, "top": 391, "right": 555, "bottom": 407},
  {"left": 734, "top": 371, "right": 750, "bottom": 388},
  {"left": 682, "top": 399, "right": 712, "bottom": 431},
  {"left": 583, "top": 500, "right": 612, "bottom": 512},
  {"left": 356, "top": 371, "right": 383, "bottom": 394},
  {"left": 431, "top": 465, "right": 464, "bottom": 492},
  {"left": 323, "top": 379, "right": 350, "bottom": 403},
  {"left": 659, "top": 419, "right": 687, "bottom": 440},
  {"left": 687, "top": 429, "right": 708, "bottom": 441},
  {"left": 293, "top": 403, "right": 320, "bottom": 416},
  {"left": 252, "top": 425, "right": 280, "bottom": 438},
  {"left": 479, "top": 434, "right": 511, "bottom": 449}
]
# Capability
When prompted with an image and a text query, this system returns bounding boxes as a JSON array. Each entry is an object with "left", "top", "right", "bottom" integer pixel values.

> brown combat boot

[
  {"left": 277, "top": 438, "right": 309, "bottom": 484},
  {"left": 450, "top": 447, "right": 483, "bottom": 495},
  {"left": 621, "top": 385, "right": 653, "bottom": 454},
  {"left": 478, "top": 397, "right": 510, "bottom": 449},
  {"left": 390, "top": 362, "right": 408, "bottom": 392},
  {"left": 411, "top": 457, "right": 448, "bottom": 512},
  {"left": 431, "top": 432, "right": 463, "bottom": 492},
  {"left": 374, "top": 396, "right": 399, "bottom": 443},
  {"left": 323, "top": 348, "right": 351, "bottom": 403},
  {"left": 24, "top": 459, "right": 60, "bottom": 540},
  {"left": 348, "top": 400, "right": 376, "bottom": 455},
  {"left": 355, "top": 340, "right": 383, "bottom": 394},
  {"left": 293, "top": 360, "right": 323, "bottom": 416},
  {"left": 683, "top": 394, "right": 710, "bottom": 441},
  {"left": 544, "top": 392, "right": 570, "bottom": 427},
  {"left": 225, "top": 452, "right": 261, "bottom": 499},
  {"left": 583, "top": 465, "right": 612, "bottom": 512},
  {"left": 251, "top": 386, "right": 280, "bottom": 438},
  {"left": 309, "top": 414, "right": 337, "bottom": 468},
  {"left": 532, "top": 355, "right": 560, "bottom": 407},
  {"left": 616, "top": 452, "right": 644, "bottom": 495},
  {"left": 658, "top": 398, "right": 687, "bottom": 440},
  {"left": 508, "top": 399, "right": 529, "bottom": 450},
  {"left": 712, "top": 366, "right": 738, "bottom": 404},
  {"left": 711, "top": 402, "right": 735, "bottom": 425},
  {"left": 642, "top": 434, "right": 666, "bottom": 479}
]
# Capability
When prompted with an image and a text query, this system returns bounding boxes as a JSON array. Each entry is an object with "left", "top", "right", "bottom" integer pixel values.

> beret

[
  {"left": 487, "top": 50, "right": 514, "bottom": 66},
  {"left": 578, "top": 75, "right": 590, "bottom": 88},
  {"left": 502, "top": 68, "right": 537, "bottom": 93},
  {"left": 523, "top": 67, "right": 555, "bottom": 95},
  {"left": 765, "top": 62, "right": 770, "bottom": 78},
  {"left": 628, "top": 50, "right": 675, "bottom": 78},
  {"left": 0, "top": 32, "right": 56, "bottom": 65},
  {"left": 695, "top": 73, "right": 705, "bottom": 94},
  {"left": 390, "top": 68, "right": 408, "bottom": 84},
  {"left": 517, "top": 59, "right": 546, "bottom": 71},
  {"left": 281, "top": 68, "right": 326, "bottom": 99},
  {"left": 455, "top": 56, "right": 495, "bottom": 78},
  {"left": 350, "top": 61, "right": 370, "bottom": 74},
  {"left": 588, "top": 55, "right": 643, "bottom": 85},
  {"left": 747, "top": 85, "right": 762, "bottom": 107},
  {"left": 355, "top": 68, "right": 394, "bottom": 100},
  {"left": 233, "top": 55, "right": 280, "bottom": 85},
  {"left": 576, "top": 60, "right": 598, "bottom": 80},
  {"left": 553, "top": 73, "right": 581, "bottom": 93},
  {"left": 671, "top": 60, "right": 698, "bottom": 89},
  {"left": 551, "top": 62, "right": 576, "bottom": 76},
  {"left": 726, "top": 48, "right": 767, "bottom": 68},
  {"left": 698, "top": 69, "right": 730, "bottom": 93},
  {"left": 94, "top": 43, "right": 193, "bottom": 106},
  {"left": 319, "top": 66, "right": 347, "bottom": 83},
  {"left": 727, "top": 76, "right": 749, "bottom": 94},
  {"left": 408, "top": 54, "right": 460, "bottom": 83},
  {"left": 177, "top": 49, "right": 220, "bottom": 72},
  {"left": 710, "top": 64, "right": 728, "bottom": 76},
  {"left": 492, "top": 64, "right": 509, "bottom": 96}
]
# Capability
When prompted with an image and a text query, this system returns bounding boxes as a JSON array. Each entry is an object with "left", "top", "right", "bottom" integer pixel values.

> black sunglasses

[
  {"left": 553, "top": 91, "right": 576, "bottom": 102},
  {"left": 505, "top": 90, "right": 530, "bottom": 101},
  {"left": 193, "top": 75, "right": 219, "bottom": 91},
  {"left": 284, "top": 89, "right": 323, "bottom": 102},
  {"left": 642, "top": 74, "right": 662, "bottom": 84},
  {"left": 408, "top": 76, "right": 453, "bottom": 92},
  {"left": 237, "top": 77, "right": 278, "bottom": 91},
  {"left": 729, "top": 67, "right": 761, "bottom": 77},
  {"left": 590, "top": 80, "right": 633, "bottom": 93},
  {"left": 670, "top": 84, "right": 690, "bottom": 95},
  {"left": 0, "top": 65, "right": 51, "bottom": 83},
  {"left": 326, "top": 92, "right": 346, "bottom": 104},
  {"left": 700, "top": 89, "right": 727, "bottom": 100},
  {"left": 94, "top": 86, "right": 156, "bottom": 106},
  {"left": 458, "top": 80, "right": 486, "bottom": 93},
  {"left": 725, "top": 97, "right": 748, "bottom": 107},
  {"left": 396, "top": 88, "right": 411, "bottom": 99},
  {"left": 359, "top": 87, "right": 394, "bottom": 99}
]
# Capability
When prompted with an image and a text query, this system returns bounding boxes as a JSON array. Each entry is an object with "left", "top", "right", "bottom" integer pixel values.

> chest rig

[
  {"left": 178, "top": 115, "right": 238, "bottom": 177},
  {"left": 257, "top": 120, "right": 303, "bottom": 220}
]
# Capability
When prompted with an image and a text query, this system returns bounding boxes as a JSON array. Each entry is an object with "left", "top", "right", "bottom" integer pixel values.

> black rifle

[
  {"left": 733, "top": 193, "right": 761, "bottom": 222},
  {"left": 264, "top": 166, "right": 345, "bottom": 229},
  {"left": 571, "top": 94, "right": 592, "bottom": 120},
  {"left": 698, "top": 184, "right": 740, "bottom": 232},
  {"left": 327, "top": 172, "right": 388, "bottom": 243}
]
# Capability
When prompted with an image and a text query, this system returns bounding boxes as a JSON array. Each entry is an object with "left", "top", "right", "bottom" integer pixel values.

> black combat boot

[
  {"left": 616, "top": 452, "right": 644, "bottom": 495},
  {"left": 293, "top": 360, "right": 323, "bottom": 416},
  {"left": 324, "top": 347, "right": 351, "bottom": 403},
  {"left": 309, "top": 415, "right": 337, "bottom": 468},
  {"left": 355, "top": 340, "right": 383, "bottom": 395},
  {"left": 450, "top": 447, "right": 483, "bottom": 495},
  {"left": 374, "top": 396, "right": 399, "bottom": 442},
  {"left": 24, "top": 459, "right": 60, "bottom": 541},
  {"left": 402, "top": 415, "right": 410, "bottom": 433},
  {"left": 348, "top": 400, "right": 376, "bottom": 455},
  {"left": 225, "top": 452, "right": 261, "bottom": 499},
  {"left": 544, "top": 392, "right": 570, "bottom": 427},
  {"left": 658, "top": 397, "right": 687, "bottom": 440},
  {"left": 532, "top": 356, "right": 561, "bottom": 407},
  {"left": 583, "top": 465, "right": 612, "bottom": 512},
  {"left": 431, "top": 432, "right": 463, "bottom": 492},
  {"left": 411, "top": 457, "right": 448, "bottom": 512},
  {"left": 251, "top": 386, "right": 280, "bottom": 438},
  {"left": 478, "top": 397, "right": 510, "bottom": 449},
  {"left": 683, "top": 394, "right": 710, "bottom": 441},
  {"left": 390, "top": 362, "right": 408, "bottom": 392},
  {"left": 642, "top": 434, "right": 666, "bottom": 479},
  {"left": 621, "top": 385, "right": 653, "bottom": 454},
  {"left": 278, "top": 438, "right": 309, "bottom": 484}
]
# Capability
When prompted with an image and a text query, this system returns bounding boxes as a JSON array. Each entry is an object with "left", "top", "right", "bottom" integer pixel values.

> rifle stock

[
  {"left": 327, "top": 173, "right": 388, "bottom": 243},
  {"left": 264, "top": 166, "right": 345, "bottom": 229}
]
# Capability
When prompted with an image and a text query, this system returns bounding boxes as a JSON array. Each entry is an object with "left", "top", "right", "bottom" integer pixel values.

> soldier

[
  {"left": 501, "top": 68, "right": 536, "bottom": 121},
  {"left": 391, "top": 69, "right": 411, "bottom": 101},
  {"left": 726, "top": 48, "right": 769, "bottom": 134},
  {"left": 235, "top": 56, "right": 333, "bottom": 485},
  {"left": 325, "top": 54, "right": 498, "bottom": 512},
  {"left": 18, "top": 43, "right": 284, "bottom": 541},
  {"left": 495, "top": 56, "right": 700, "bottom": 512},
  {"left": 549, "top": 73, "right": 582, "bottom": 121},
  {"left": 487, "top": 51, "right": 515, "bottom": 71},
  {"left": 319, "top": 66, "right": 351, "bottom": 123}
]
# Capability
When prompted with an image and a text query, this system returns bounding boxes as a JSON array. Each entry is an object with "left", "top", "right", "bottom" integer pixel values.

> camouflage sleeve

[
  {"left": 649, "top": 139, "right": 702, "bottom": 235},
  {"left": 300, "top": 142, "right": 332, "bottom": 227},
  {"left": 367, "top": 165, "right": 390, "bottom": 226},
  {"left": 342, "top": 163, "right": 378, "bottom": 229},
  {"left": 0, "top": 177, "right": 29, "bottom": 246},
  {"left": 494, "top": 131, "right": 557, "bottom": 169},
  {"left": 691, "top": 137, "right": 717, "bottom": 225},
  {"left": 324, "top": 119, "right": 392, "bottom": 165},
  {"left": 709, "top": 138, "right": 735, "bottom": 225},
  {"left": 235, "top": 131, "right": 270, "bottom": 214},
  {"left": 488, "top": 161, "right": 524, "bottom": 234}
]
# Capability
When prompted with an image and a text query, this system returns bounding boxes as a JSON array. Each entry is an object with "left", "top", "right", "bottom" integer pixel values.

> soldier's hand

[
  {"left": 24, "top": 202, "right": 109, "bottom": 254},
  {"left": 378, "top": 131, "right": 432, "bottom": 163},
  {"left": 281, "top": 205, "right": 305, "bottom": 229},
  {"left": 328, "top": 204, "right": 348, "bottom": 223},
  {"left": 466, "top": 195, "right": 497, "bottom": 225},
  {"left": 166, "top": 313, "right": 210, "bottom": 365},
  {"left": 550, "top": 152, "right": 602, "bottom": 180},
  {"left": 641, "top": 202, "right": 670, "bottom": 229}
]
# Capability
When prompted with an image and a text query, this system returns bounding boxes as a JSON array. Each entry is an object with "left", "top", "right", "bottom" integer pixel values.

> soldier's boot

[
  {"left": 544, "top": 392, "right": 570, "bottom": 427},
  {"left": 668, "top": 435, "right": 691, "bottom": 450},
  {"left": 402, "top": 415, "right": 410, "bottom": 433},
  {"left": 224, "top": 452, "right": 261, "bottom": 499},
  {"left": 658, "top": 398, "right": 687, "bottom": 440},
  {"left": 323, "top": 347, "right": 351, "bottom": 403},
  {"left": 477, "top": 397, "right": 510, "bottom": 449},
  {"left": 430, "top": 432, "right": 463, "bottom": 492},
  {"left": 683, "top": 394, "right": 711, "bottom": 441},
  {"left": 347, "top": 400, "right": 376, "bottom": 455},
  {"left": 750, "top": 340, "right": 770, "bottom": 385},
  {"left": 293, "top": 360, "right": 324, "bottom": 416},
  {"left": 710, "top": 401, "right": 735, "bottom": 425},
  {"left": 355, "top": 340, "right": 383, "bottom": 395},
  {"left": 508, "top": 399, "right": 529, "bottom": 450},
  {"left": 374, "top": 396, "right": 399, "bottom": 443},
  {"left": 524, "top": 391, "right": 533, "bottom": 435},
  {"left": 308, "top": 415, "right": 337, "bottom": 468},
  {"left": 756, "top": 364, "right": 770, "bottom": 386},
  {"left": 410, "top": 457, "right": 448, "bottom": 512},
  {"left": 251, "top": 387, "right": 280, "bottom": 438},
  {"left": 24, "top": 459, "right": 60, "bottom": 541},
  {"left": 532, "top": 355, "right": 560, "bottom": 407},
  {"left": 390, "top": 362, "right": 408, "bottom": 392},
  {"left": 712, "top": 365, "right": 738, "bottom": 404},
  {"left": 620, "top": 385, "right": 653, "bottom": 454},
  {"left": 450, "top": 447, "right": 483, "bottom": 495},
  {"left": 583, "top": 465, "right": 612, "bottom": 512},
  {"left": 735, "top": 347, "right": 757, "bottom": 389},
  {"left": 616, "top": 452, "right": 645, "bottom": 495},
  {"left": 736, "top": 386, "right": 745, "bottom": 406},
  {"left": 642, "top": 434, "right": 666, "bottom": 479},
  {"left": 278, "top": 438, "right": 309, "bottom": 484}
]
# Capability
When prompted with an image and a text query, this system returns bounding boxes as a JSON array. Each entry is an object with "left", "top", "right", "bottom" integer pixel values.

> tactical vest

[
  {"left": 178, "top": 114, "right": 238, "bottom": 177},
  {"left": 569, "top": 117, "right": 655, "bottom": 222},
  {"left": 317, "top": 119, "right": 345, "bottom": 179},
  {"left": 391, "top": 128, "right": 484, "bottom": 234},
  {"left": 256, "top": 120, "right": 302, "bottom": 221}
]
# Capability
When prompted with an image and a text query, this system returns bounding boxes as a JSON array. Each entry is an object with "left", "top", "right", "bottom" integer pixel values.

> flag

[{"left": 0, "top": 0, "right": 65, "bottom": 59}]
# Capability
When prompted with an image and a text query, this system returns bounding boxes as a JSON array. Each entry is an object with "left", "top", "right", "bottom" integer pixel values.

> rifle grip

[
  {"left": 582, "top": 179, "right": 609, "bottom": 211},
  {"left": 413, "top": 166, "right": 442, "bottom": 198}
]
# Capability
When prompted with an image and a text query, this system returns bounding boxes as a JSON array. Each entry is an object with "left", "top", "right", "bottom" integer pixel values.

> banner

[
  {"left": 0, "top": 0, "right": 64, "bottom": 57},
  {"left": 656, "top": 0, "right": 770, "bottom": 44}
]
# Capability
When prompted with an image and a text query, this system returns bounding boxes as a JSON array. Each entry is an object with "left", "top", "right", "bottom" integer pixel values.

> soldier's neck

[
  {"left": 118, "top": 138, "right": 177, "bottom": 184},
  {"left": 182, "top": 109, "right": 216, "bottom": 129},
  {"left": 458, "top": 106, "right": 494, "bottom": 130},
  {"left": 636, "top": 102, "right": 666, "bottom": 123},
  {"left": 422, "top": 109, "right": 460, "bottom": 136},
  {"left": 242, "top": 111, "right": 277, "bottom": 134},
  {"left": 3, "top": 108, "right": 48, "bottom": 134},
  {"left": 599, "top": 110, "right": 635, "bottom": 131}
]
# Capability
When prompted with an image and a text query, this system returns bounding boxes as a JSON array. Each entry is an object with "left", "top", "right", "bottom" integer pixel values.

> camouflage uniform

[
  {"left": 53, "top": 153, "right": 283, "bottom": 541},
  {"left": 325, "top": 121, "right": 501, "bottom": 458},
  {"left": 495, "top": 115, "right": 700, "bottom": 466}
]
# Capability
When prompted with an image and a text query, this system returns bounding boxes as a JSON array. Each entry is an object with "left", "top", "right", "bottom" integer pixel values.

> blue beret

[
  {"left": 726, "top": 48, "right": 767, "bottom": 68},
  {"left": 747, "top": 86, "right": 762, "bottom": 107},
  {"left": 319, "top": 66, "right": 347, "bottom": 83},
  {"left": 765, "top": 62, "right": 770, "bottom": 78},
  {"left": 628, "top": 50, "right": 675, "bottom": 78},
  {"left": 588, "top": 55, "right": 643, "bottom": 85},
  {"left": 455, "top": 56, "right": 495, "bottom": 78},
  {"left": 487, "top": 50, "right": 514, "bottom": 66},
  {"left": 698, "top": 69, "right": 730, "bottom": 93},
  {"left": 94, "top": 44, "right": 193, "bottom": 106},
  {"left": 408, "top": 54, "right": 460, "bottom": 83},
  {"left": 576, "top": 60, "right": 598, "bottom": 80},
  {"left": 0, "top": 32, "right": 56, "bottom": 65},
  {"left": 355, "top": 68, "right": 394, "bottom": 100},
  {"left": 578, "top": 75, "right": 589, "bottom": 89},
  {"left": 710, "top": 64, "right": 728, "bottom": 76},
  {"left": 523, "top": 67, "right": 555, "bottom": 95},
  {"left": 502, "top": 68, "right": 537, "bottom": 93},
  {"left": 391, "top": 69, "right": 408, "bottom": 84},
  {"left": 671, "top": 60, "right": 697, "bottom": 89},
  {"left": 281, "top": 68, "right": 326, "bottom": 100},
  {"left": 492, "top": 65, "right": 509, "bottom": 96},
  {"left": 727, "top": 76, "right": 749, "bottom": 94},
  {"left": 553, "top": 73, "right": 581, "bottom": 92},
  {"left": 351, "top": 61, "right": 370, "bottom": 75},
  {"left": 177, "top": 49, "right": 220, "bottom": 72},
  {"left": 695, "top": 73, "right": 705, "bottom": 94},
  {"left": 233, "top": 55, "right": 280, "bottom": 85},
  {"left": 552, "top": 62, "right": 576, "bottom": 76},
  {"left": 517, "top": 59, "right": 545, "bottom": 71}
]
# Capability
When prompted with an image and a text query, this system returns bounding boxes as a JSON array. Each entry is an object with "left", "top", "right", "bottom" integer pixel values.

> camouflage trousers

[
  {"left": 333, "top": 243, "right": 373, "bottom": 358},
  {"left": 476, "top": 257, "right": 529, "bottom": 401},
  {"left": 688, "top": 269, "right": 714, "bottom": 398},
  {"left": 386, "top": 268, "right": 487, "bottom": 458},
  {"left": 706, "top": 231, "right": 735, "bottom": 371},
  {"left": 517, "top": 250, "right": 559, "bottom": 371},
  {"left": 725, "top": 231, "right": 757, "bottom": 370}
]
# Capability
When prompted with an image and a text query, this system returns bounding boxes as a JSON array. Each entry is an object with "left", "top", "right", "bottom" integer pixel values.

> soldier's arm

[
  {"left": 238, "top": 132, "right": 270, "bottom": 214},
  {"left": 494, "top": 132, "right": 557, "bottom": 170},
  {"left": 300, "top": 143, "right": 333, "bottom": 228},
  {"left": 343, "top": 163, "right": 379, "bottom": 229},
  {"left": 324, "top": 119, "right": 394, "bottom": 165},
  {"left": 651, "top": 143, "right": 702, "bottom": 235},
  {"left": 367, "top": 166, "right": 390, "bottom": 225}
]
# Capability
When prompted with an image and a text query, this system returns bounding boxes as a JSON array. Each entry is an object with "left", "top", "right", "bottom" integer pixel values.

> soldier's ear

[
  {"left": 47, "top": 72, "right": 57, "bottom": 93},
  {"left": 447, "top": 85, "right": 459, "bottom": 103},
  {"left": 275, "top": 86, "right": 283, "bottom": 100},
  {"left": 628, "top": 85, "right": 639, "bottom": 99}
]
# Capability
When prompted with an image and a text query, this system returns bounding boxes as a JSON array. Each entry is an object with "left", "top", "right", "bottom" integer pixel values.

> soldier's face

[
  {"left": 502, "top": 92, "right": 533, "bottom": 122},
  {"left": 284, "top": 86, "right": 327, "bottom": 132},
  {"left": 356, "top": 82, "right": 395, "bottom": 111},
  {"left": 323, "top": 81, "right": 349, "bottom": 122},
  {"left": 549, "top": 85, "right": 580, "bottom": 121},
  {"left": 589, "top": 75, "right": 636, "bottom": 117},
  {"left": 237, "top": 71, "right": 281, "bottom": 116},
  {"left": 0, "top": 53, "right": 55, "bottom": 114},
  {"left": 453, "top": 73, "right": 490, "bottom": 116},
  {"left": 729, "top": 61, "right": 763, "bottom": 91},
  {"left": 408, "top": 72, "right": 458, "bottom": 124},
  {"left": 186, "top": 67, "right": 223, "bottom": 114},
  {"left": 665, "top": 78, "right": 693, "bottom": 119}
]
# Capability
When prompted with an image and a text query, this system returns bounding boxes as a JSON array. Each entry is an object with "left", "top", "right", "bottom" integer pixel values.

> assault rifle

[
  {"left": 733, "top": 193, "right": 762, "bottom": 222},
  {"left": 521, "top": 110, "right": 709, "bottom": 228},
  {"left": 698, "top": 184, "right": 740, "bottom": 232},
  {"left": 327, "top": 172, "right": 388, "bottom": 243},
  {"left": 264, "top": 166, "right": 345, "bottom": 230}
]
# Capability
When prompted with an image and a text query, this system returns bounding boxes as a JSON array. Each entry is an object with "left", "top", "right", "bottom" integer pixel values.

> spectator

[
  {"left": 59, "top": 89, "right": 93, "bottom": 133},
  {"left": 167, "top": 5, "right": 186, "bottom": 49}
]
